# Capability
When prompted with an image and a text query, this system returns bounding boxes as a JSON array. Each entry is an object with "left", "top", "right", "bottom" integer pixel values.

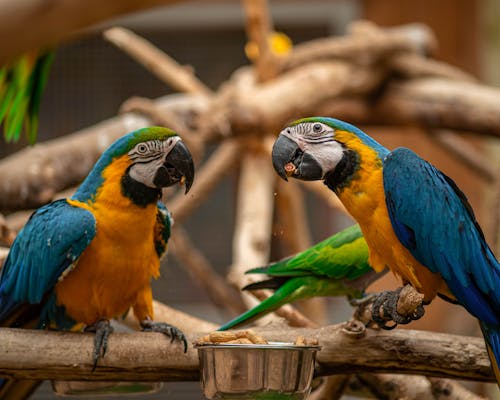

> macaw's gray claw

[
  {"left": 141, "top": 320, "right": 188, "bottom": 353},
  {"left": 85, "top": 319, "right": 113, "bottom": 371}
]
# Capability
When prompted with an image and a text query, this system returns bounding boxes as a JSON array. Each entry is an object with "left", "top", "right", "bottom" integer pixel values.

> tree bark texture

[{"left": 0, "top": 324, "right": 493, "bottom": 382}]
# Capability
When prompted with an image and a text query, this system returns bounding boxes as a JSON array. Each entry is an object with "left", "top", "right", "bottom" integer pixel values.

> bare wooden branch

[
  {"left": 374, "top": 78, "right": 500, "bottom": 138},
  {"left": 230, "top": 139, "right": 275, "bottom": 281},
  {"left": 0, "top": 324, "right": 493, "bottom": 382},
  {"left": 280, "top": 21, "right": 437, "bottom": 72},
  {"left": 390, "top": 53, "right": 477, "bottom": 82},
  {"left": 0, "top": 328, "right": 198, "bottom": 381},
  {"left": 0, "top": 0, "right": 187, "bottom": 64},
  {"left": 242, "top": 0, "right": 277, "bottom": 81},
  {"left": 104, "top": 27, "right": 212, "bottom": 96},
  {"left": 169, "top": 226, "right": 247, "bottom": 316},
  {"left": 256, "top": 324, "right": 494, "bottom": 382},
  {"left": 228, "top": 138, "right": 276, "bottom": 320},
  {"left": 206, "top": 61, "right": 386, "bottom": 137}
]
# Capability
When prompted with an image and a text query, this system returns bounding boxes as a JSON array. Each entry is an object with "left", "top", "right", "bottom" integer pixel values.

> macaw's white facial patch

[
  {"left": 128, "top": 136, "right": 180, "bottom": 188},
  {"left": 280, "top": 122, "right": 344, "bottom": 179}
]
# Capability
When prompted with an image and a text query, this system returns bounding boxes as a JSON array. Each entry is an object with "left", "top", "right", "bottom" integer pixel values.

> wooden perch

[{"left": 0, "top": 324, "right": 493, "bottom": 382}]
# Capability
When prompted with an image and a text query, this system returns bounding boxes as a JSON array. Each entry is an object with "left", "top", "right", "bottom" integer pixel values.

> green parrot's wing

[{"left": 248, "top": 224, "right": 370, "bottom": 281}]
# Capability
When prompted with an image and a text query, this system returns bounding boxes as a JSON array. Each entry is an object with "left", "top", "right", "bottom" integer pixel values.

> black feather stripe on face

[
  {"left": 323, "top": 148, "right": 359, "bottom": 193},
  {"left": 121, "top": 169, "right": 161, "bottom": 207}
]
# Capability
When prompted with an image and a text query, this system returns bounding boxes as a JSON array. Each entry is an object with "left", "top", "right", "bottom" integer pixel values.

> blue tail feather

[{"left": 480, "top": 321, "right": 500, "bottom": 385}]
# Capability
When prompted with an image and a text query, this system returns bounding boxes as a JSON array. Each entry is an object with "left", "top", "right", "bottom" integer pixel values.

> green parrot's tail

[
  {"left": 242, "top": 277, "right": 289, "bottom": 291},
  {"left": 0, "top": 50, "right": 54, "bottom": 143},
  {"left": 218, "top": 278, "right": 303, "bottom": 331}
]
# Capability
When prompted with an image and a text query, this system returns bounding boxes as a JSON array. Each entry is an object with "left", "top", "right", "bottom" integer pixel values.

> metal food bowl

[{"left": 196, "top": 342, "right": 320, "bottom": 399}]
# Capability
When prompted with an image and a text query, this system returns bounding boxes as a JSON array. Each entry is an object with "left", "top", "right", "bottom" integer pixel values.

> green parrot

[{"left": 219, "top": 224, "right": 383, "bottom": 331}]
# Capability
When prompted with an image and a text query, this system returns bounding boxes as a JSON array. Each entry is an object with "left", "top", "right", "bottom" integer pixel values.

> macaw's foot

[
  {"left": 85, "top": 319, "right": 113, "bottom": 371},
  {"left": 141, "top": 319, "right": 188, "bottom": 353},
  {"left": 370, "top": 285, "right": 425, "bottom": 330}
]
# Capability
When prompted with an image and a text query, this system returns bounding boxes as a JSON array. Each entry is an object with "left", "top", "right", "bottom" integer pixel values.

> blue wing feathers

[
  {"left": 383, "top": 148, "right": 500, "bottom": 326},
  {"left": 0, "top": 199, "right": 96, "bottom": 323}
]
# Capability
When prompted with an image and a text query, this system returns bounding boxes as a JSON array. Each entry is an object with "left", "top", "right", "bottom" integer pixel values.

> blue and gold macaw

[
  {"left": 0, "top": 127, "right": 194, "bottom": 371},
  {"left": 271, "top": 117, "right": 500, "bottom": 383},
  {"left": 219, "top": 224, "right": 383, "bottom": 331}
]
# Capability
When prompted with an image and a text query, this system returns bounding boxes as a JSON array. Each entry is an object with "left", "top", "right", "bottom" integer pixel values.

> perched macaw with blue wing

[
  {"left": 0, "top": 127, "right": 194, "bottom": 373},
  {"left": 271, "top": 117, "right": 500, "bottom": 384},
  {"left": 219, "top": 224, "right": 383, "bottom": 331}
]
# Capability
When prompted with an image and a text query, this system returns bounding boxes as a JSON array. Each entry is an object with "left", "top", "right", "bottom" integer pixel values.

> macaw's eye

[
  {"left": 313, "top": 123, "right": 323, "bottom": 133},
  {"left": 137, "top": 144, "right": 148, "bottom": 154}
]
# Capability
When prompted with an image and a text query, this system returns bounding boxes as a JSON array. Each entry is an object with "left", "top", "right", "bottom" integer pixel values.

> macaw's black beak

[
  {"left": 271, "top": 134, "right": 323, "bottom": 181},
  {"left": 154, "top": 140, "right": 195, "bottom": 193}
]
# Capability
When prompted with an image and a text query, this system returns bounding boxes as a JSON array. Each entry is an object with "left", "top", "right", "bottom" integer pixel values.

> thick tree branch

[{"left": 0, "top": 324, "right": 493, "bottom": 382}]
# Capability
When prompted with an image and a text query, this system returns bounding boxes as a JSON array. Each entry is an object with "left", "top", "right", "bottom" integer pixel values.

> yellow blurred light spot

[{"left": 245, "top": 31, "right": 293, "bottom": 61}]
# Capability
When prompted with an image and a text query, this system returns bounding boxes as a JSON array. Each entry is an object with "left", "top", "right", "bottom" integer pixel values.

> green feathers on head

[{"left": 124, "top": 126, "right": 178, "bottom": 152}]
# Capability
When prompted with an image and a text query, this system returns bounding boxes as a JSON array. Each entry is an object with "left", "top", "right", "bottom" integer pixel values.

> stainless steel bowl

[{"left": 196, "top": 342, "right": 320, "bottom": 399}]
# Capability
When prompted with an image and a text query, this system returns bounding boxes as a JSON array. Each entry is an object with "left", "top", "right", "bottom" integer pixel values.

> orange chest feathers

[{"left": 55, "top": 156, "right": 162, "bottom": 325}]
